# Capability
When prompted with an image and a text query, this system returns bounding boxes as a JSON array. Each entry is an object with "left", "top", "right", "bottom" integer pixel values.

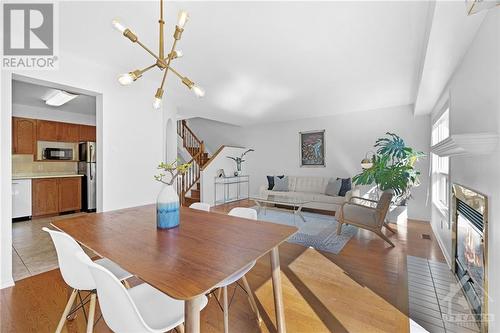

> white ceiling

[
  {"left": 55, "top": 1, "right": 484, "bottom": 125},
  {"left": 57, "top": 1, "right": 432, "bottom": 125},
  {"left": 12, "top": 80, "right": 96, "bottom": 115}
]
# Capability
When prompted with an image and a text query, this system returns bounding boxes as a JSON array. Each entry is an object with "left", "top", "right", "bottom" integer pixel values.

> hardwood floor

[{"left": 1, "top": 200, "right": 445, "bottom": 333}]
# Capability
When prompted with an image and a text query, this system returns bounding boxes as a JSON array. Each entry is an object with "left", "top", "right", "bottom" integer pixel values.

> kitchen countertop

[{"left": 12, "top": 174, "right": 84, "bottom": 180}]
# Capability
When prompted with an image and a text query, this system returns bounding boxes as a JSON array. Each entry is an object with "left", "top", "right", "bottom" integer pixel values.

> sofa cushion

[
  {"left": 312, "top": 193, "right": 346, "bottom": 205},
  {"left": 273, "top": 176, "right": 289, "bottom": 191},
  {"left": 266, "top": 175, "right": 284, "bottom": 190},
  {"left": 325, "top": 178, "right": 342, "bottom": 196},
  {"left": 294, "top": 176, "right": 329, "bottom": 193},
  {"left": 338, "top": 178, "right": 352, "bottom": 197}
]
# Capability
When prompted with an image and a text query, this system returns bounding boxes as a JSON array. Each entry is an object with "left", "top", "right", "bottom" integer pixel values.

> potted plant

[
  {"left": 227, "top": 149, "right": 254, "bottom": 176},
  {"left": 154, "top": 159, "right": 190, "bottom": 229},
  {"left": 353, "top": 133, "right": 425, "bottom": 222}
]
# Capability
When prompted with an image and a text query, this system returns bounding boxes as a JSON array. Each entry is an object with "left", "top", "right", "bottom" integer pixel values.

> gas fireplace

[{"left": 452, "top": 184, "right": 488, "bottom": 332}]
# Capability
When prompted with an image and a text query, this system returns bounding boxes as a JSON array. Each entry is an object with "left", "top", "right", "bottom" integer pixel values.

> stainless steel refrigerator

[{"left": 78, "top": 142, "right": 96, "bottom": 212}]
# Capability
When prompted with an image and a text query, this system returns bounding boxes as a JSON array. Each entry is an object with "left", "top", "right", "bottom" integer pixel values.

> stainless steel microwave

[{"left": 43, "top": 148, "right": 73, "bottom": 160}]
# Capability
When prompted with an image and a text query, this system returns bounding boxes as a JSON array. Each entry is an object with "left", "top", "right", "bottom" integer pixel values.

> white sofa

[{"left": 259, "top": 176, "right": 360, "bottom": 213}]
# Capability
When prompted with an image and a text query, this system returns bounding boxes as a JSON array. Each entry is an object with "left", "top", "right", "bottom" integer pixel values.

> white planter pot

[{"left": 386, "top": 205, "right": 407, "bottom": 224}]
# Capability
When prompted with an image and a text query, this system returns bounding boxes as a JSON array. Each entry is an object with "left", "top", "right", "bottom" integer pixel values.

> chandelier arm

[
  {"left": 159, "top": 38, "right": 179, "bottom": 89},
  {"left": 140, "top": 63, "right": 157, "bottom": 75},
  {"left": 136, "top": 40, "right": 162, "bottom": 63}
]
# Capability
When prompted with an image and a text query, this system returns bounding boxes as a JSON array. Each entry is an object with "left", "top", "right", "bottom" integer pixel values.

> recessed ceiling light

[{"left": 44, "top": 90, "right": 79, "bottom": 106}]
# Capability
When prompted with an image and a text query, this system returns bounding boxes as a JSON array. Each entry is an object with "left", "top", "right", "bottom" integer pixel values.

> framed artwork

[{"left": 300, "top": 130, "right": 325, "bottom": 167}]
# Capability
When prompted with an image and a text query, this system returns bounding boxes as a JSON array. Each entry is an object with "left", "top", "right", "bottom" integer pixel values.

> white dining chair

[
  {"left": 189, "top": 202, "right": 211, "bottom": 212},
  {"left": 43, "top": 227, "right": 133, "bottom": 333},
  {"left": 215, "top": 207, "right": 262, "bottom": 333},
  {"left": 76, "top": 251, "right": 208, "bottom": 333}
]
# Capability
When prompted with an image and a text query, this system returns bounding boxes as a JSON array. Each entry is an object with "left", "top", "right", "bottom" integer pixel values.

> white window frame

[{"left": 432, "top": 108, "right": 450, "bottom": 213}]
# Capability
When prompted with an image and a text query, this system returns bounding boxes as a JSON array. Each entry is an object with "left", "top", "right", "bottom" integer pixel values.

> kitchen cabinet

[
  {"left": 32, "top": 178, "right": 59, "bottom": 216},
  {"left": 32, "top": 177, "right": 81, "bottom": 217},
  {"left": 58, "top": 177, "right": 82, "bottom": 212},
  {"left": 58, "top": 123, "right": 80, "bottom": 142},
  {"left": 37, "top": 120, "right": 59, "bottom": 141},
  {"left": 12, "top": 117, "right": 36, "bottom": 154},
  {"left": 79, "top": 125, "right": 96, "bottom": 142},
  {"left": 38, "top": 120, "right": 81, "bottom": 142}
]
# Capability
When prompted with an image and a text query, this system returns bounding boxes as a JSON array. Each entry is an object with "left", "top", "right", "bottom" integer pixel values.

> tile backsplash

[{"left": 12, "top": 154, "right": 77, "bottom": 175}]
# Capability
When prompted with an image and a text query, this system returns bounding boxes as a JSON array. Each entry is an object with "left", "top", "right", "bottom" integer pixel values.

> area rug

[{"left": 253, "top": 206, "right": 357, "bottom": 254}]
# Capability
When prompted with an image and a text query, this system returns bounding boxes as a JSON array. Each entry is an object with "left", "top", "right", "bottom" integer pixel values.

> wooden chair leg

[
  {"left": 55, "top": 289, "right": 78, "bottom": 333},
  {"left": 86, "top": 293, "right": 97, "bottom": 333},
  {"left": 336, "top": 221, "right": 343, "bottom": 235},
  {"left": 175, "top": 323, "right": 185, "bottom": 333},
  {"left": 376, "top": 231, "right": 395, "bottom": 247},
  {"left": 223, "top": 286, "right": 229, "bottom": 333},
  {"left": 384, "top": 222, "right": 396, "bottom": 234},
  {"left": 241, "top": 276, "right": 262, "bottom": 324},
  {"left": 216, "top": 287, "right": 222, "bottom": 301}
]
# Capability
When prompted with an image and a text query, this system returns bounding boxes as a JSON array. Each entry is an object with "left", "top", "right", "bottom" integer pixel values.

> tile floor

[
  {"left": 12, "top": 213, "right": 95, "bottom": 281},
  {"left": 407, "top": 255, "right": 480, "bottom": 333}
]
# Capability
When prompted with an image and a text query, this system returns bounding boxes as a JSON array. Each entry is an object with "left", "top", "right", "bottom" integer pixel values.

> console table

[{"left": 214, "top": 175, "right": 250, "bottom": 205}]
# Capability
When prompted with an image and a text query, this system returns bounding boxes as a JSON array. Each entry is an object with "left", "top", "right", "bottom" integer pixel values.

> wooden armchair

[{"left": 336, "top": 191, "right": 396, "bottom": 247}]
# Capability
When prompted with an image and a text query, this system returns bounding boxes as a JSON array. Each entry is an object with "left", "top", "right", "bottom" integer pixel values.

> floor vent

[{"left": 421, "top": 234, "right": 431, "bottom": 240}]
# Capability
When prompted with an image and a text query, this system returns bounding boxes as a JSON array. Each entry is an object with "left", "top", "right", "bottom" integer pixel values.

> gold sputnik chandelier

[{"left": 112, "top": 0, "right": 204, "bottom": 110}]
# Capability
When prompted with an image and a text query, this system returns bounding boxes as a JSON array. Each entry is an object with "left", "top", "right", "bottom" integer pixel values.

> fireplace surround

[{"left": 451, "top": 184, "right": 488, "bottom": 332}]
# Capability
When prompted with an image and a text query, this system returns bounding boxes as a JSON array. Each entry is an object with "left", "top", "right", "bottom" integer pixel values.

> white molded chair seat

[
  {"left": 77, "top": 252, "right": 208, "bottom": 333},
  {"left": 43, "top": 227, "right": 133, "bottom": 333},
  {"left": 216, "top": 207, "right": 261, "bottom": 333},
  {"left": 189, "top": 202, "right": 211, "bottom": 212}
]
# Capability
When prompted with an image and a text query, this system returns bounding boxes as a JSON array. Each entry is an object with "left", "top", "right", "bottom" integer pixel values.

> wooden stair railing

[
  {"left": 177, "top": 120, "right": 206, "bottom": 165},
  {"left": 177, "top": 150, "right": 202, "bottom": 206}
]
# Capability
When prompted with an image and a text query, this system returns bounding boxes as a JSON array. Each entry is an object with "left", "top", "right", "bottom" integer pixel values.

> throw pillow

[
  {"left": 338, "top": 177, "right": 352, "bottom": 197},
  {"left": 273, "top": 176, "right": 289, "bottom": 192},
  {"left": 325, "top": 178, "right": 342, "bottom": 196},
  {"left": 267, "top": 175, "right": 284, "bottom": 190}
]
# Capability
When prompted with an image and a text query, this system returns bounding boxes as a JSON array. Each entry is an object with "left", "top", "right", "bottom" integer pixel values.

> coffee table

[{"left": 251, "top": 195, "right": 311, "bottom": 222}]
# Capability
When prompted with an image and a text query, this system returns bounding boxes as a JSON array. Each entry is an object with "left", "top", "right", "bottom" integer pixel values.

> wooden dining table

[{"left": 52, "top": 204, "right": 298, "bottom": 333}]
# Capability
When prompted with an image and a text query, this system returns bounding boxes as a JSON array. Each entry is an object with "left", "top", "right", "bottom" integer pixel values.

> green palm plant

[{"left": 353, "top": 133, "right": 425, "bottom": 204}]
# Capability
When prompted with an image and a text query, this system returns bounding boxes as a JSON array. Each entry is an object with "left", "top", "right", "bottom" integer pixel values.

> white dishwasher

[{"left": 12, "top": 179, "right": 32, "bottom": 219}]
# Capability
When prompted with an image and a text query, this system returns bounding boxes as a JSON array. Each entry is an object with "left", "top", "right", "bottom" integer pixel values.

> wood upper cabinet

[
  {"left": 79, "top": 125, "right": 96, "bottom": 142},
  {"left": 32, "top": 177, "right": 81, "bottom": 217},
  {"left": 58, "top": 123, "right": 79, "bottom": 142},
  {"left": 37, "top": 120, "right": 58, "bottom": 141},
  {"left": 32, "top": 178, "right": 59, "bottom": 217},
  {"left": 58, "top": 177, "right": 82, "bottom": 212},
  {"left": 12, "top": 117, "right": 36, "bottom": 154}
]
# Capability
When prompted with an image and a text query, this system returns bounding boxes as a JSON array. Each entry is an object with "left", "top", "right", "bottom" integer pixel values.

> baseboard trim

[
  {"left": 430, "top": 222, "right": 452, "bottom": 269},
  {"left": 1, "top": 278, "right": 15, "bottom": 289}
]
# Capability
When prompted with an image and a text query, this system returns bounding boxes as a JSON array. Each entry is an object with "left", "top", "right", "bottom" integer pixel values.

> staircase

[{"left": 176, "top": 120, "right": 210, "bottom": 206}]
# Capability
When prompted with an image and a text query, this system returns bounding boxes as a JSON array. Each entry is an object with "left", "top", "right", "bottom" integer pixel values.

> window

[{"left": 432, "top": 109, "right": 450, "bottom": 210}]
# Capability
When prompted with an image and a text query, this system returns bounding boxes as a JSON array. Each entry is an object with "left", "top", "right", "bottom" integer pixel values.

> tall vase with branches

[
  {"left": 227, "top": 149, "right": 254, "bottom": 176},
  {"left": 154, "top": 160, "right": 190, "bottom": 229},
  {"left": 353, "top": 132, "right": 425, "bottom": 205}
]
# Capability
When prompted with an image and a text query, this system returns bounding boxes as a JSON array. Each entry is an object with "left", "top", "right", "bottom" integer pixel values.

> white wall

[
  {"left": 0, "top": 50, "right": 177, "bottom": 287},
  {"left": 190, "top": 105, "right": 431, "bottom": 221},
  {"left": 13, "top": 103, "right": 96, "bottom": 126},
  {"left": 186, "top": 117, "right": 244, "bottom": 153},
  {"left": 430, "top": 9, "right": 499, "bottom": 330},
  {"left": 200, "top": 146, "right": 249, "bottom": 206}
]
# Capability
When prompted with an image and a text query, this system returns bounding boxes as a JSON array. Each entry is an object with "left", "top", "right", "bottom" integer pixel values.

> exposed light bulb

[
  {"left": 153, "top": 97, "right": 162, "bottom": 110},
  {"left": 192, "top": 85, "right": 205, "bottom": 98},
  {"left": 112, "top": 19, "right": 127, "bottom": 33},
  {"left": 174, "top": 50, "right": 183, "bottom": 58},
  {"left": 118, "top": 73, "right": 134, "bottom": 86},
  {"left": 177, "top": 10, "right": 189, "bottom": 29}
]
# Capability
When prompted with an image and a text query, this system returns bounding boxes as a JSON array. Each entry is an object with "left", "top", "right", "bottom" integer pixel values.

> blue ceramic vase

[{"left": 156, "top": 184, "right": 180, "bottom": 229}]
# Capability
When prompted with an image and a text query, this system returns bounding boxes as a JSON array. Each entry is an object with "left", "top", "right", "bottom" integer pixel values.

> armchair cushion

[{"left": 342, "top": 203, "right": 378, "bottom": 228}]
